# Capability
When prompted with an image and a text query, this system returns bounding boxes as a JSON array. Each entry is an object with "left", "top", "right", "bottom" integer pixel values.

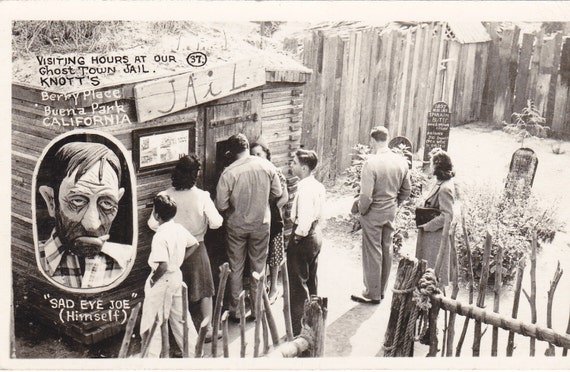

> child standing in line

[
  {"left": 140, "top": 194, "right": 199, "bottom": 358},
  {"left": 148, "top": 155, "right": 223, "bottom": 342},
  {"left": 287, "top": 149, "right": 326, "bottom": 336}
]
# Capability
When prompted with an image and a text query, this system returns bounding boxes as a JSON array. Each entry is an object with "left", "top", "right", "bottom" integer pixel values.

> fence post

[
  {"left": 491, "top": 243, "right": 503, "bottom": 356},
  {"left": 523, "top": 230, "right": 538, "bottom": 356},
  {"left": 506, "top": 261, "right": 525, "bottom": 356},
  {"left": 118, "top": 302, "right": 142, "bottom": 358},
  {"left": 545, "top": 261, "right": 563, "bottom": 356},
  {"left": 446, "top": 224, "right": 459, "bottom": 357},
  {"left": 266, "top": 295, "right": 328, "bottom": 358},
  {"left": 212, "top": 263, "right": 231, "bottom": 357},
  {"left": 427, "top": 299, "right": 441, "bottom": 357},
  {"left": 383, "top": 257, "right": 427, "bottom": 357},
  {"left": 473, "top": 230, "right": 492, "bottom": 357}
]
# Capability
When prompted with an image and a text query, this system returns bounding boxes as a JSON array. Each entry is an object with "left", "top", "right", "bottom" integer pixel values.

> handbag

[
  {"left": 415, "top": 184, "right": 441, "bottom": 227},
  {"left": 415, "top": 207, "right": 441, "bottom": 227}
]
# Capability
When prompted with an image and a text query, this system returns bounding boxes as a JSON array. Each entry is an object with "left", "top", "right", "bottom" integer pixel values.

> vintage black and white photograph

[{"left": 5, "top": 1, "right": 570, "bottom": 368}]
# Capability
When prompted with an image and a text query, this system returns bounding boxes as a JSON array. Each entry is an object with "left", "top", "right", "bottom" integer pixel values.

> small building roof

[{"left": 445, "top": 21, "right": 492, "bottom": 44}]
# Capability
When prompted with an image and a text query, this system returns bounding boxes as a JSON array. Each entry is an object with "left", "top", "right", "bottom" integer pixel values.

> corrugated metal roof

[{"left": 445, "top": 21, "right": 491, "bottom": 44}]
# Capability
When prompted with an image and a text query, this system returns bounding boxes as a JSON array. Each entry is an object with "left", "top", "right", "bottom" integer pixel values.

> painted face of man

[
  {"left": 250, "top": 145, "right": 267, "bottom": 160},
  {"left": 54, "top": 160, "right": 124, "bottom": 257}
]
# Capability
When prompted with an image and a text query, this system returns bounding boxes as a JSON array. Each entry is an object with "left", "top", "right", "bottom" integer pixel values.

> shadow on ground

[{"left": 325, "top": 303, "right": 379, "bottom": 357}]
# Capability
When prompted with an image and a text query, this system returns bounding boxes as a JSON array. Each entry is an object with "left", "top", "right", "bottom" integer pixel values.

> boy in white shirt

[
  {"left": 287, "top": 149, "right": 326, "bottom": 336},
  {"left": 140, "top": 194, "right": 199, "bottom": 357}
]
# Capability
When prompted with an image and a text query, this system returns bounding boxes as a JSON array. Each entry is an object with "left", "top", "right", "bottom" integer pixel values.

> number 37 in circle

[{"left": 187, "top": 52, "right": 207, "bottom": 67}]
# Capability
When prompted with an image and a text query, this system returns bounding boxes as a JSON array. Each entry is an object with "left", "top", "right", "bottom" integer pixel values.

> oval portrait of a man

[{"left": 33, "top": 130, "right": 137, "bottom": 292}]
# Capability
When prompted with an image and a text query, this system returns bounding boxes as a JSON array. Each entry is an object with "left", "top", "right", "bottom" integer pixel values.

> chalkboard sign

[
  {"left": 389, "top": 136, "right": 413, "bottom": 169},
  {"left": 423, "top": 101, "right": 451, "bottom": 162},
  {"left": 505, "top": 148, "right": 538, "bottom": 195}
]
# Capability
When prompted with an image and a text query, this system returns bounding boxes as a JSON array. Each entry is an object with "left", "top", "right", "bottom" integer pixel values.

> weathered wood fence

[
  {"left": 384, "top": 226, "right": 570, "bottom": 357},
  {"left": 295, "top": 21, "right": 570, "bottom": 181},
  {"left": 297, "top": 22, "right": 489, "bottom": 180},
  {"left": 119, "top": 262, "right": 327, "bottom": 358},
  {"left": 481, "top": 23, "right": 570, "bottom": 137}
]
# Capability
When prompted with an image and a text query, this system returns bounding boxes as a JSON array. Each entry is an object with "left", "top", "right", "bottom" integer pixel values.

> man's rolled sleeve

[
  {"left": 215, "top": 175, "right": 231, "bottom": 212},
  {"left": 294, "top": 190, "right": 312, "bottom": 237}
]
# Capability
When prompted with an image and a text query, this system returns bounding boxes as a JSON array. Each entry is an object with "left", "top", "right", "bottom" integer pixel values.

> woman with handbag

[{"left": 415, "top": 149, "right": 456, "bottom": 287}]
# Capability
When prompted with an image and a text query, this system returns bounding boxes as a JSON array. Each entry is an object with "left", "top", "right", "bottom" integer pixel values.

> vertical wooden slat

[
  {"left": 535, "top": 34, "right": 557, "bottom": 117},
  {"left": 552, "top": 37, "right": 570, "bottom": 133},
  {"left": 330, "top": 34, "right": 344, "bottom": 176},
  {"left": 345, "top": 30, "right": 360, "bottom": 160},
  {"left": 527, "top": 31, "right": 544, "bottom": 103},
  {"left": 375, "top": 29, "right": 396, "bottom": 128},
  {"left": 422, "top": 23, "right": 443, "bottom": 151},
  {"left": 300, "top": 31, "right": 318, "bottom": 151},
  {"left": 318, "top": 30, "right": 337, "bottom": 180},
  {"left": 336, "top": 35, "right": 351, "bottom": 173},
  {"left": 433, "top": 23, "right": 448, "bottom": 105},
  {"left": 451, "top": 43, "right": 466, "bottom": 124},
  {"left": 481, "top": 22, "right": 501, "bottom": 122},
  {"left": 545, "top": 32, "right": 563, "bottom": 128},
  {"left": 406, "top": 26, "right": 423, "bottom": 139},
  {"left": 356, "top": 29, "right": 371, "bottom": 144},
  {"left": 397, "top": 28, "right": 414, "bottom": 137},
  {"left": 492, "top": 26, "right": 520, "bottom": 125},
  {"left": 513, "top": 33, "right": 536, "bottom": 114},
  {"left": 388, "top": 30, "right": 406, "bottom": 138},
  {"left": 412, "top": 24, "right": 431, "bottom": 148},
  {"left": 462, "top": 44, "right": 477, "bottom": 124}
]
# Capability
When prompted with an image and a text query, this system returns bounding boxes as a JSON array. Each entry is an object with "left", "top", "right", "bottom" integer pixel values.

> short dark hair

[
  {"left": 250, "top": 142, "right": 271, "bottom": 161},
  {"left": 227, "top": 134, "right": 249, "bottom": 157},
  {"left": 171, "top": 155, "right": 200, "bottom": 190},
  {"left": 153, "top": 194, "right": 177, "bottom": 222},
  {"left": 46, "top": 142, "right": 122, "bottom": 198},
  {"left": 430, "top": 148, "right": 454, "bottom": 181},
  {"left": 296, "top": 149, "right": 318, "bottom": 171},
  {"left": 370, "top": 126, "right": 389, "bottom": 142}
]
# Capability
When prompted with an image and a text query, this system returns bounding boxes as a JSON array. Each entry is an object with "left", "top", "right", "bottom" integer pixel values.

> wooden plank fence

[
  {"left": 297, "top": 22, "right": 489, "bottom": 181},
  {"left": 295, "top": 21, "right": 570, "bottom": 181}
]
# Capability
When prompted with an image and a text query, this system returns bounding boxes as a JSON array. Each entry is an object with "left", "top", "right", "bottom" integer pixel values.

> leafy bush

[
  {"left": 503, "top": 100, "right": 550, "bottom": 146},
  {"left": 344, "top": 144, "right": 428, "bottom": 255},
  {"left": 455, "top": 181, "right": 563, "bottom": 286}
]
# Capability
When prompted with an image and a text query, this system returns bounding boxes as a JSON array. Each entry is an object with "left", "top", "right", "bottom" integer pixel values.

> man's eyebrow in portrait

[{"left": 99, "top": 156, "right": 106, "bottom": 183}]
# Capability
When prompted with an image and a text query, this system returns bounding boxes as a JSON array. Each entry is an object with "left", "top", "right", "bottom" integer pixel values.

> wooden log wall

[
  {"left": 260, "top": 82, "right": 305, "bottom": 238},
  {"left": 299, "top": 22, "right": 489, "bottom": 181}
]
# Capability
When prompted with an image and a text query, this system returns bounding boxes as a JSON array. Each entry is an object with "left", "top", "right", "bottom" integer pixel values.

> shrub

[
  {"left": 344, "top": 144, "right": 428, "bottom": 255},
  {"left": 502, "top": 100, "right": 550, "bottom": 147},
  {"left": 455, "top": 181, "right": 563, "bottom": 286}
]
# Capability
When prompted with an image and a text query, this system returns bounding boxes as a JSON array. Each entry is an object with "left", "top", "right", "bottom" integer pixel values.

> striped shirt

[{"left": 39, "top": 231, "right": 131, "bottom": 289}]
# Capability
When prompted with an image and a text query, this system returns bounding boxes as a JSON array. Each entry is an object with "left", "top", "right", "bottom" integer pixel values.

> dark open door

[{"left": 203, "top": 94, "right": 262, "bottom": 195}]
